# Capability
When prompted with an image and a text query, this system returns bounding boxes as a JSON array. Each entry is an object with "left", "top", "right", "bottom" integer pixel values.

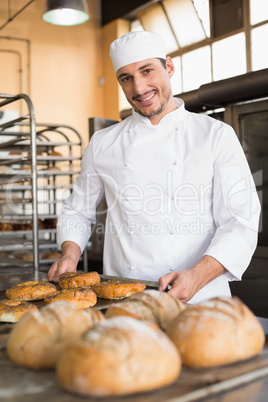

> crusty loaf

[
  {"left": 56, "top": 316, "right": 181, "bottom": 397},
  {"left": 58, "top": 271, "right": 100, "bottom": 289},
  {"left": 106, "top": 289, "right": 185, "bottom": 331},
  {"left": 6, "top": 301, "right": 105, "bottom": 369},
  {"left": 167, "top": 296, "right": 265, "bottom": 368},
  {"left": 91, "top": 279, "right": 146, "bottom": 299},
  {"left": 6, "top": 281, "right": 57, "bottom": 301},
  {"left": 0, "top": 299, "right": 38, "bottom": 323},
  {"left": 44, "top": 287, "right": 97, "bottom": 308}
]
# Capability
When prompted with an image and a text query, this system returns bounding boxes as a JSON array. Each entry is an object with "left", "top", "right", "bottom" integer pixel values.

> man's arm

[
  {"left": 48, "top": 241, "right": 81, "bottom": 282},
  {"left": 158, "top": 255, "right": 226, "bottom": 302}
]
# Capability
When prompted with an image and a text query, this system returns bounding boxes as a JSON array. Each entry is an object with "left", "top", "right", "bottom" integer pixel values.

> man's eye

[
  {"left": 122, "top": 76, "right": 131, "bottom": 82},
  {"left": 144, "top": 69, "right": 152, "bottom": 74}
]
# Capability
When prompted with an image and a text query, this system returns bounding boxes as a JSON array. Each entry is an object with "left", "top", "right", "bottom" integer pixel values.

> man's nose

[{"left": 133, "top": 76, "right": 147, "bottom": 95}]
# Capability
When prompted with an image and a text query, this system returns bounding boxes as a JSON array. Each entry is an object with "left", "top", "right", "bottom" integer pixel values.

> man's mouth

[{"left": 134, "top": 92, "right": 156, "bottom": 104}]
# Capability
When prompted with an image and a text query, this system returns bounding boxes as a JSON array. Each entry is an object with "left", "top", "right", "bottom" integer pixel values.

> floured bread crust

[
  {"left": 167, "top": 296, "right": 266, "bottom": 368},
  {"left": 58, "top": 271, "right": 100, "bottom": 289},
  {"left": 5, "top": 281, "right": 58, "bottom": 301},
  {"left": 44, "top": 287, "right": 97, "bottom": 308},
  {"left": 91, "top": 280, "right": 146, "bottom": 299},
  {"left": 0, "top": 299, "right": 38, "bottom": 322},
  {"left": 106, "top": 289, "right": 185, "bottom": 331},
  {"left": 6, "top": 301, "right": 105, "bottom": 369},
  {"left": 56, "top": 316, "right": 181, "bottom": 397}
]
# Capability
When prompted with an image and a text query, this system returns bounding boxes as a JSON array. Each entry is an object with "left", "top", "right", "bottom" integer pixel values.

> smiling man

[{"left": 48, "top": 31, "right": 260, "bottom": 304}]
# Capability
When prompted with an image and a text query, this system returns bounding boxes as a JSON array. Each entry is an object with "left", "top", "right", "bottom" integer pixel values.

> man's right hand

[{"left": 48, "top": 241, "right": 81, "bottom": 282}]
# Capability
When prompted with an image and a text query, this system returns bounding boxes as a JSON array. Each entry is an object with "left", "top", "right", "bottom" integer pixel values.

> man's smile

[{"left": 133, "top": 91, "right": 157, "bottom": 105}]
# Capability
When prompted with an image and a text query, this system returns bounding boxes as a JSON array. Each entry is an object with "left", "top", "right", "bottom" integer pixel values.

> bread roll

[
  {"left": 48, "top": 150, "right": 63, "bottom": 156},
  {"left": 91, "top": 279, "right": 146, "bottom": 299},
  {"left": 167, "top": 297, "right": 265, "bottom": 368},
  {"left": 0, "top": 299, "right": 38, "bottom": 323},
  {"left": 6, "top": 280, "right": 57, "bottom": 301},
  {"left": 7, "top": 301, "right": 105, "bottom": 369},
  {"left": 39, "top": 250, "right": 58, "bottom": 260},
  {"left": 106, "top": 289, "right": 185, "bottom": 331},
  {"left": 59, "top": 271, "right": 100, "bottom": 289},
  {"left": 56, "top": 316, "right": 181, "bottom": 397},
  {"left": 44, "top": 287, "right": 97, "bottom": 308},
  {"left": 0, "top": 222, "right": 13, "bottom": 231}
]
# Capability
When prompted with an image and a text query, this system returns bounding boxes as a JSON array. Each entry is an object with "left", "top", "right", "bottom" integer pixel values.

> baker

[{"left": 48, "top": 31, "right": 260, "bottom": 303}]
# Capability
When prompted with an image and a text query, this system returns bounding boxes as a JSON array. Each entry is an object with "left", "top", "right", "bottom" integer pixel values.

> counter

[{"left": 0, "top": 268, "right": 268, "bottom": 401}]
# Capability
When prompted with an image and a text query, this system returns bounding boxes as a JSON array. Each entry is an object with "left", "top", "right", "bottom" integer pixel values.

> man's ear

[{"left": 166, "top": 56, "right": 175, "bottom": 79}]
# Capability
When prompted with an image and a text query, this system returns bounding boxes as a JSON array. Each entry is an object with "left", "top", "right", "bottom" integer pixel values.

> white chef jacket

[{"left": 57, "top": 98, "right": 260, "bottom": 303}]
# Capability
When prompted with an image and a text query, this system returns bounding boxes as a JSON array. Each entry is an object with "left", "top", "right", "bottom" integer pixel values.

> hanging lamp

[{"left": 42, "top": 0, "right": 89, "bottom": 26}]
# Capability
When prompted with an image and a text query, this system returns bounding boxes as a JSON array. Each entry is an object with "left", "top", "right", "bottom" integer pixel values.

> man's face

[{"left": 117, "top": 57, "right": 176, "bottom": 125}]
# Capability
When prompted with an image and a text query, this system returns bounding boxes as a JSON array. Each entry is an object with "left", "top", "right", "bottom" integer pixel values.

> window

[
  {"left": 137, "top": 3, "right": 178, "bottom": 53},
  {"left": 128, "top": 0, "right": 268, "bottom": 95},
  {"left": 182, "top": 46, "right": 211, "bottom": 91},
  {"left": 251, "top": 24, "right": 268, "bottom": 71},
  {"left": 163, "top": 0, "right": 207, "bottom": 47},
  {"left": 170, "top": 56, "right": 182, "bottom": 95},
  {"left": 250, "top": 0, "right": 268, "bottom": 25},
  {"left": 212, "top": 33, "right": 246, "bottom": 80}
]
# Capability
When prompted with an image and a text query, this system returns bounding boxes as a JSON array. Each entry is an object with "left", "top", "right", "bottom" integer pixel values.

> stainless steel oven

[{"left": 225, "top": 99, "right": 268, "bottom": 316}]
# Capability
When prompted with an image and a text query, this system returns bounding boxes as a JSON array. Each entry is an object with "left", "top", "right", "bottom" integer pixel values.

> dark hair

[{"left": 158, "top": 58, "right": 167, "bottom": 69}]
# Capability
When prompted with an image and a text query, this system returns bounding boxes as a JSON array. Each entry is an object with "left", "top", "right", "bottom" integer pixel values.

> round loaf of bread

[
  {"left": 44, "top": 287, "right": 97, "bottom": 308},
  {"left": 6, "top": 301, "right": 105, "bottom": 369},
  {"left": 59, "top": 271, "right": 100, "bottom": 289},
  {"left": 91, "top": 280, "right": 146, "bottom": 299},
  {"left": 106, "top": 289, "right": 185, "bottom": 331},
  {"left": 56, "top": 316, "right": 181, "bottom": 397},
  {"left": 167, "top": 297, "right": 265, "bottom": 368},
  {"left": 0, "top": 299, "right": 38, "bottom": 323},
  {"left": 6, "top": 281, "right": 57, "bottom": 301}
]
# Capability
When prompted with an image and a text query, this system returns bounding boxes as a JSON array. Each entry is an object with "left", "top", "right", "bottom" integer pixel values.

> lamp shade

[{"left": 42, "top": 0, "right": 89, "bottom": 26}]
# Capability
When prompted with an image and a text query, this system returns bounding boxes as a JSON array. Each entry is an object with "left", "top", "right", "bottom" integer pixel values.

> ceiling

[{"left": 101, "top": 0, "right": 153, "bottom": 26}]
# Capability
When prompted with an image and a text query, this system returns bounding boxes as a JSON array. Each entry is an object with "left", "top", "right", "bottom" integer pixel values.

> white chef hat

[{"left": 110, "top": 31, "right": 167, "bottom": 72}]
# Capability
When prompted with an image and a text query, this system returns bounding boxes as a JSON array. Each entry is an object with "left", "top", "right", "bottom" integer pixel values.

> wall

[
  {"left": 102, "top": 18, "right": 130, "bottom": 121},
  {"left": 0, "top": 0, "right": 105, "bottom": 147}
]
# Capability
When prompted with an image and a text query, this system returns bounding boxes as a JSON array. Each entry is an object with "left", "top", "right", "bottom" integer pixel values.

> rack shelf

[{"left": 0, "top": 93, "right": 88, "bottom": 273}]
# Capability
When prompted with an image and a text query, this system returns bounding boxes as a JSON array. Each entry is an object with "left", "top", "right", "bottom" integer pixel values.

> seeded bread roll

[
  {"left": 167, "top": 296, "right": 265, "bottom": 368},
  {"left": 58, "top": 271, "right": 100, "bottom": 289},
  {"left": 6, "top": 280, "right": 57, "bottom": 301},
  {"left": 106, "top": 289, "right": 185, "bottom": 331},
  {"left": 6, "top": 301, "right": 105, "bottom": 369},
  {"left": 56, "top": 316, "right": 181, "bottom": 397},
  {"left": 0, "top": 299, "right": 38, "bottom": 323},
  {"left": 91, "top": 279, "right": 146, "bottom": 299},
  {"left": 44, "top": 287, "right": 97, "bottom": 308}
]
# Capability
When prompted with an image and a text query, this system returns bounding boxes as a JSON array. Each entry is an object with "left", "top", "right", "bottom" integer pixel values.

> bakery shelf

[
  {"left": 0, "top": 95, "right": 88, "bottom": 273},
  {"left": 0, "top": 93, "right": 39, "bottom": 271}
]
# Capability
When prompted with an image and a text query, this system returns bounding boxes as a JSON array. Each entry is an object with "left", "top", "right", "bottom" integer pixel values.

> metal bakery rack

[{"left": 0, "top": 93, "right": 88, "bottom": 273}]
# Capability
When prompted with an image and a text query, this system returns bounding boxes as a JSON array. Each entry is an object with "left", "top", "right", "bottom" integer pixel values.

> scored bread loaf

[
  {"left": 6, "top": 301, "right": 105, "bottom": 369},
  {"left": 44, "top": 287, "right": 97, "bottom": 308},
  {"left": 56, "top": 316, "right": 181, "bottom": 397},
  {"left": 6, "top": 280, "right": 57, "bottom": 301},
  {"left": 91, "top": 279, "right": 146, "bottom": 299},
  {"left": 0, "top": 299, "right": 38, "bottom": 323},
  {"left": 58, "top": 271, "right": 100, "bottom": 289},
  {"left": 106, "top": 289, "right": 185, "bottom": 331},
  {"left": 167, "top": 296, "right": 265, "bottom": 368}
]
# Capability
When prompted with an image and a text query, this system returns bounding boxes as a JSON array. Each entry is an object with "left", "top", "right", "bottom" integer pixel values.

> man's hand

[
  {"left": 48, "top": 241, "right": 81, "bottom": 282},
  {"left": 158, "top": 255, "right": 226, "bottom": 302}
]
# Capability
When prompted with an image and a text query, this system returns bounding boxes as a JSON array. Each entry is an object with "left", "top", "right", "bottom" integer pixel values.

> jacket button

[
  {"left": 129, "top": 265, "right": 135, "bottom": 270},
  {"left": 169, "top": 267, "right": 176, "bottom": 271}
]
